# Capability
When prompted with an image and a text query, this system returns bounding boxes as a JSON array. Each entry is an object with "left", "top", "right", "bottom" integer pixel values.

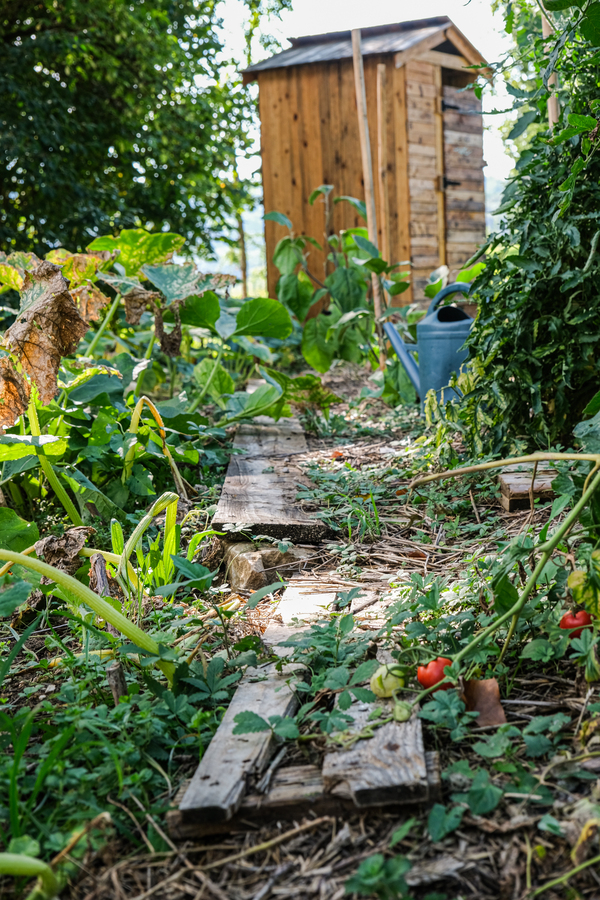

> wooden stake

[
  {"left": 433, "top": 66, "right": 447, "bottom": 268},
  {"left": 107, "top": 661, "right": 128, "bottom": 706},
  {"left": 352, "top": 29, "right": 386, "bottom": 369},
  {"left": 377, "top": 64, "right": 391, "bottom": 266},
  {"left": 542, "top": 15, "right": 559, "bottom": 128}
]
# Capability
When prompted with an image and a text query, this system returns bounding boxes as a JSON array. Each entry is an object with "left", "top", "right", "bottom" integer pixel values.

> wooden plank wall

[
  {"left": 405, "top": 60, "right": 439, "bottom": 301},
  {"left": 443, "top": 83, "right": 486, "bottom": 273},
  {"left": 259, "top": 56, "right": 411, "bottom": 304},
  {"left": 258, "top": 58, "right": 485, "bottom": 305}
]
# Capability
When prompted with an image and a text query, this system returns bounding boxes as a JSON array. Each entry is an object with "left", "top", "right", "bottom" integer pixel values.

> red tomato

[
  {"left": 559, "top": 610, "right": 593, "bottom": 639},
  {"left": 417, "top": 657, "right": 453, "bottom": 692}
]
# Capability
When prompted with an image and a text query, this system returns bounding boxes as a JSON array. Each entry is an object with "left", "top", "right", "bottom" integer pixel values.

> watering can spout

[{"left": 383, "top": 322, "right": 420, "bottom": 394}]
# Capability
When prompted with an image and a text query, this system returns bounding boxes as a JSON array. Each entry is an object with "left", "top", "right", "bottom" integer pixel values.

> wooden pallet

[
  {"left": 212, "top": 417, "right": 328, "bottom": 542},
  {"left": 167, "top": 584, "right": 439, "bottom": 838},
  {"left": 498, "top": 464, "right": 557, "bottom": 512}
]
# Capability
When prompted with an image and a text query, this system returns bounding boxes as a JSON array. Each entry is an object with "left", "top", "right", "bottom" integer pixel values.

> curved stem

[
  {"left": 0, "top": 549, "right": 174, "bottom": 683},
  {"left": 189, "top": 346, "right": 225, "bottom": 413},
  {"left": 0, "top": 853, "right": 58, "bottom": 898},
  {"left": 86, "top": 293, "right": 121, "bottom": 357},
  {"left": 410, "top": 452, "right": 600, "bottom": 490},
  {"left": 28, "top": 399, "right": 83, "bottom": 527}
]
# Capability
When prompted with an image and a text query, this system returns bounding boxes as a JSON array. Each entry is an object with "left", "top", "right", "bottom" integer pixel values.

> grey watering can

[{"left": 383, "top": 282, "right": 473, "bottom": 412}]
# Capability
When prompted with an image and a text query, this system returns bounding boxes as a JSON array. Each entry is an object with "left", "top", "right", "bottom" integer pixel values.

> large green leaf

[
  {"left": 0, "top": 435, "right": 68, "bottom": 462},
  {"left": 225, "top": 384, "right": 284, "bottom": 421},
  {"left": 233, "top": 298, "right": 293, "bottom": 339},
  {"left": 277, "top": 272, "right": 319, "bottom": 322},
  {"left": 177, "top": 291, "right": 221, "bottom": 329},
  {"left": 0, "top": 581, "right": 33, "bottom": 618},
  {"left": 88, "top": 229, "right": 185, "bottom": 277},
  {"left": 193, "top": 358, "right": 234, "bottom": 407},
  {"left": 301, "top": 313, "right": 338, "bottom": 373},
  {"left": 60, "top": 466, "right": 123, "bottom": 521},
  {"left": 325, "top": 267, "right": 367, "bottom": 313},
  {"left": 141, "top": 263, "right": 201, "bottom": 304},
  {"left": 272, "top": 236, "right": 303, "bottom": 276},
  {"left": 0, "top": 508, "right": 39, "bottom": 552}
]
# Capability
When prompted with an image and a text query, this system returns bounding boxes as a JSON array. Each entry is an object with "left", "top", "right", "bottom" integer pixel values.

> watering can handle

[{"left": 425, "top": 281, "right": 471, "bottom": 317}]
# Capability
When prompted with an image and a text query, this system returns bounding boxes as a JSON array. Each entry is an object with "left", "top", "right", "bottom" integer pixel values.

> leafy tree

[{"left": 0, "top": 0, "right": 287, "bottom": 256}]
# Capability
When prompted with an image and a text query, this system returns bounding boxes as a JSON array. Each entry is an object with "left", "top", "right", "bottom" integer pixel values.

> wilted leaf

[
  {"left": 3, "top": 262, "right": 88, "bottom": 405},
  {"left": 462, "top": 678, "right": 507, "bottom": 727},
  {"left": 70, "top": 282, "right": 111, "bottom": 323},
  {"left": 0, "top": 357, "right": 30, "bottom": 430},
  {"left": 45, "top": 250, "right": 106, "bottom": 288},
  {"left": 152, "top": 304, "right": 181, "bottom": 357},
  {"left": 35, "top": 526, "right": 95, "bottom": 576},
  {"left": 122, "top": 287, "right": 159, "bottom": 325}
]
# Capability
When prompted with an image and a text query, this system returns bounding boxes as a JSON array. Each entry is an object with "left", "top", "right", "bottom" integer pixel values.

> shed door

[{"left": 441, "top": 80, "right": 486, "bottom": 275}]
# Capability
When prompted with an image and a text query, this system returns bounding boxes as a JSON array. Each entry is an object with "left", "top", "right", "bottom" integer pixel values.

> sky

[{"left": 212, "top": 0, "right": 516, "bottom": 276}]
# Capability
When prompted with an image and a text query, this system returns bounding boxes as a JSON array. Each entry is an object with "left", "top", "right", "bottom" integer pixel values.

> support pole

[
  {"left": 352, "top": 29, "right": 386, "bottom": 369},
  {"left": 542, "top": 15, "right": 560, "bottom": 128},
  {"left": 376, "top": 64, "right": 391, "bottom": 267}
]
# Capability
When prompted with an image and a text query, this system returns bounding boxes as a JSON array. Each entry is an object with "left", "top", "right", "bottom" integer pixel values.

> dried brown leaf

[
  {"left": 0, "top": 357, "right": 31, "bottom": 430},
  {"left": 123, "top": 287, "right": 159, "bottom": 325},
  {"left": 35, "top": 526, "right": 96, "bottom": 577},
  {"left": 71, "top": 282, "right": 111, "bottom": 323},
  {"left": 462, "top": 678, "right": 507, "bottom": 727},
  {"left": 153, "top": 303, "right": 182, "bottom": 357},
  {"left": 3, "top": 261, "right": 88, "bottom": 405}
]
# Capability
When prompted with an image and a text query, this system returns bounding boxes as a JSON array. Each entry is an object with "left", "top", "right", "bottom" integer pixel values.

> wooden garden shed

[{"left": 243, "top": 16, "right": 489, "bottom": 303}]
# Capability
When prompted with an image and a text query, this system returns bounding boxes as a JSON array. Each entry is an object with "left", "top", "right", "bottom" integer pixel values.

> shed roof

[{"left": 243, "top": 16, "right": 454, "bottom": 80}]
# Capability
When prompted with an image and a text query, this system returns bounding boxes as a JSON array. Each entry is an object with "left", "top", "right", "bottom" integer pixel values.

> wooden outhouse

[{"left": 243, "top": 16, "right": 489, "bottom": 303}]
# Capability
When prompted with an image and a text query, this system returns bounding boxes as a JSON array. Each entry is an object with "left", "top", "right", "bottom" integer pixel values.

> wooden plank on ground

[
  {"left": 322, "top": 696, "right": 429, "bottom": 808},
  {"left": 168, "top": 752, "right": 441, "bottom": 838},
  {"left": 176, "top": 663, "right": 299, "bottom": 825},
  {"left": 212, "top": 417, "right": 328, "bottom": 542},
  {"left": 498, "top": 465, "right": 557, "bottom": 512}
]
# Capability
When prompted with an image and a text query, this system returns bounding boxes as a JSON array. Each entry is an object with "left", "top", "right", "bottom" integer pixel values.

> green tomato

[{"left": 370, "top": 664, "right": 405, "bottom": 698}]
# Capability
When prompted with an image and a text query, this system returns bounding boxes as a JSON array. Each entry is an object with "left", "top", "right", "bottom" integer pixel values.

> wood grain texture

[
  {"left": 322, "top": 697, "right": 429, "bottom": 807},
  {"left": 212, "top": 418, "right": 327, "bottom": 541},
  {"left": 177, "top": 663, "right": 300, "bottom": 824},
  {"left": 498, "top": 466, "right": 557, "bottom": 512},
  {"left": 168, "top": 752, "right": 441, "bottom": 837}
]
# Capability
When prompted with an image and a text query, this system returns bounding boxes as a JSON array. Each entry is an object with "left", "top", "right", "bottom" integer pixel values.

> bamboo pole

[
  {"left": 542, "top": 14, "right": 559, "bottom": 128},
  {"left": 352, "top": 29, "right": 386, "bottom": 369}
]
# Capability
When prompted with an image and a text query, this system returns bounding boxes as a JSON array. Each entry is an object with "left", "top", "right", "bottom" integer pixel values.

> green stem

[
  {"left": 530, "top": 851, "right": 600, "bottom": 897},
  {"left": 28, "top": 400, "right": 83, "bottom": 527},
  {"left": 452, "top": 466, "right": 600, "bottom": 669},
  {"left": 86, "top": 293, "right": 121, "bottom": 357},
  {"left": 189, "top": 346, "right": 225, "bottom": 413},
  {"left": 135, "top": 330, "right": 155, "bottom": 396},
  {"left": 0, "top": 853, "right": 58, "bottom": 899},
  {"left": 410, "top": 452, "right": 600, "bottom": 490},
  {"left": 0, "top": 549, "right": 174, "bottom": 683}
]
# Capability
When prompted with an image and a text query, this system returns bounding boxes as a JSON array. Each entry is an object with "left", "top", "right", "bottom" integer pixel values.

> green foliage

[
  {"left": 429, "top": 13, "right": 600, "bottom": 454},
  {"left": 0, "top": 0, "right": 289, "bottom": 255},
  {"left": 345, "top": 853, "right": 411, "bottom": 899}
]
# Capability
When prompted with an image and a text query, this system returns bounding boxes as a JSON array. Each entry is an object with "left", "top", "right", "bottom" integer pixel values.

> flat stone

[{"left": 223, "top": 542, "right": 316, "bottom": 592}]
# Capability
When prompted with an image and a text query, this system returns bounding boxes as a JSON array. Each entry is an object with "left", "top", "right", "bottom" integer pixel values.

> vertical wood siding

[{"left": 258, "top": 56, "right": 484, "bottom": 305}]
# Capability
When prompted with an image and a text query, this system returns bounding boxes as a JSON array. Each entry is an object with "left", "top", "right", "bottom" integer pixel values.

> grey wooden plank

[
  {"left": 321, "top": 697, "right": 430, "bottom": 807},
  {"left": 212, "top": 418, "right": 328, "bottom": 541},
  {"left": 168, "top": 752, "right": 441, "bottom": 838},
  {"left": 177, "top": 663, "right": 299, "bottom": 824},
  {"left": 498, "top": 465, "right": 556, "bottom": 512}
]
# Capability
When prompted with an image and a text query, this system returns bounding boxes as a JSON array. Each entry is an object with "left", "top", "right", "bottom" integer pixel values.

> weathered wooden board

[
  {"left": 498, "top": 465, "right": 557, "bottom": 512},
  {"left": 168, "top": 753, "right": 441, "bottom": 838},
  {"left": 212, "top": 417, "right": 328, "bottom": 542},
  {"left": 322, "top": 696, "right": 429, "bottom": 808},
  {"left": 176, "top": 663, "right": 300, "bottom": 825}
]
